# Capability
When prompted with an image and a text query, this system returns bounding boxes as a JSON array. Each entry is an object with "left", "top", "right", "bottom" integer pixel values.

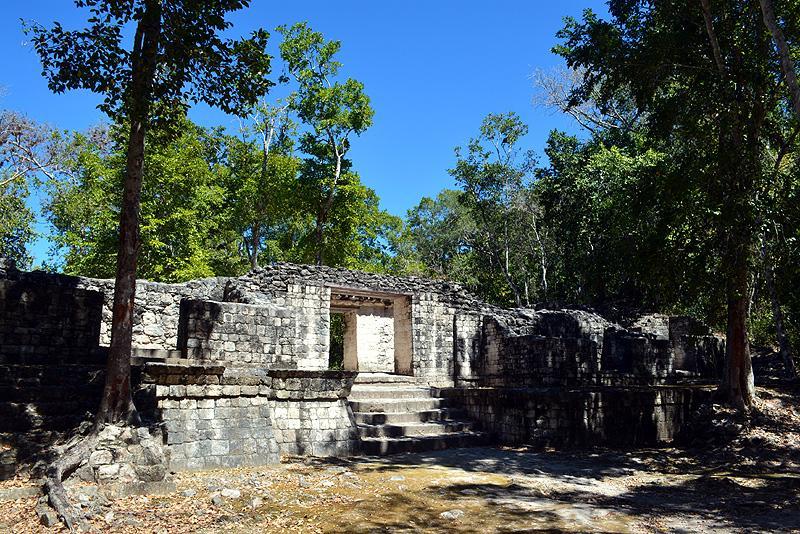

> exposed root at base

[{"left": 43, "top": 430, "right": 99, "bottom": 532}]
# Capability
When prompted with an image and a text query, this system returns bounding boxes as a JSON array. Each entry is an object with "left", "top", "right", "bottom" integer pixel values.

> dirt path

[{"left": 3, "top": 442, "right": 799, "bottom": 533}]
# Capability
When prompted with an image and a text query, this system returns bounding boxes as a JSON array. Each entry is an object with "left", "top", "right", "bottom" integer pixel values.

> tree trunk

[
  {"left": 251, "top": 118, "right": 275, "bottom": 270},
  {"left": 759, "top": 0, "right": 800, "bottom": 118},
  {"left": 314, "top": 212, "right": 325, "bottom": 265},
  {"left": 699, "top": 2, "right": 759, "bottom": 409},
  {"left": 250, "top": 223, "right": 260, "bottom": 270},
  {"left": 720, "top": 235, "right": 756, "bottom": 410},
  {"left": 45, "top": 5, "right": 163, "bottom": 530},
  {"left": 761, "top": 237, "right": 797, "bottom": 377},
  {"left": 98, "top": 118, "right": 144, "bottom": 424},
  {"left": 97, "top": 1, "right": 161, "bottom": 425},
  {"left": 315, "top": 151, "right": 343, "bottom": 266},
  {"left": 530, "top": 209, "right": 548, "bottom": 299}
]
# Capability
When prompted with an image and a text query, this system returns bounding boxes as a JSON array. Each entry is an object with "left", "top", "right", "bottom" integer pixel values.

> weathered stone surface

[
  {"left": 0, "top": 486, "right": 41, "bottom": 501},
  {"left": 439, "top": 385, "right": 714, "bottom": 447},
  {"left": 0, "top": 258, "right": 725, "bottom": 475},
  {"left": 37, "top": 507, "right": 59, "bottom": 527}
]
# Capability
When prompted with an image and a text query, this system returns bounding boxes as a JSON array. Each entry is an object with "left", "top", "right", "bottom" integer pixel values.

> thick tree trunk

[
  {"left": 720, "top": 235, "right": 756, "bottom": 409},
  {"left": 44, "top": 5, "right": 163, "bottom": 530},
  {"left": 97, "top": 0, "right": 161, "bottom": 425},
  {"left": 97, "top": 118, "right": 145, "bottom": 424}
]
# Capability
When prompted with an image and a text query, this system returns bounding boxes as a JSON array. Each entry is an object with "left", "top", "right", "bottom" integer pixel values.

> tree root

[{"left": 43, "top": 429, "right": 100, "bottom": 532}]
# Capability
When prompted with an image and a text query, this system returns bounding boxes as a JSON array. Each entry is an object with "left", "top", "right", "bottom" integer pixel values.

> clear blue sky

[{"left": 0, "top": 1, "right": 607, "bottom": 265}]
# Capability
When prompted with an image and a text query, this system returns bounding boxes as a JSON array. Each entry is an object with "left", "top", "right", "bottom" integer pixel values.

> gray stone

[
  {"left": 221, "top": 488, "right": 241, "bottom": 499},
  {"left": 97, "top": 463, "right": 120, "bottom": 479},
  {"left": 1, "top": 259, "right": 722, "bottom": 476},
  {"left": 39, "top": 509, "right": 59, "bottom": 527},
  {"left": 89, "top": 449, "right": 114, "bottom": 465},
  {"left": 440, "top": 509, "right": 465, "bottom": 520},
  {"left": 0, "top": 486, "right": 41, "bottom": 501}
]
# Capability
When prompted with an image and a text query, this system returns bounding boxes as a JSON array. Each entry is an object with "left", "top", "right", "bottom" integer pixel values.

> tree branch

[
  {"left": 699, "top": 0, "right": 727, "bottom": 77},
  {"left": 759, "top": 0, "right": 800, "bottom": 119}
]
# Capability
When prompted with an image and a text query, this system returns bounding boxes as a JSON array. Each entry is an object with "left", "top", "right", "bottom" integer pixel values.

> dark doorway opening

[{"left": 329, "top": 312, "right": 345, "bottom": 369}]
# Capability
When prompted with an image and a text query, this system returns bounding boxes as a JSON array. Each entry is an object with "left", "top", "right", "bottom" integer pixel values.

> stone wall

[
  {"left": 0, "top": 265, "right": 222, "bottom": 353},
  {"left": 141, "top": 364, "right": 357, "bottom": 470},
  {"left": 342, "top": 311, "right": 358, "bottom": 371},
  {"left": 600, "top": 329, "right": 674, "bottom": 381},
  {"left": 479, "top": 317, "right": 600, "bottom": 387},
  {"left": 266, "top": 370, "right": 359, "bottom": 456},
  {"left": 228, "top": 264, "right": 493, "bottom": 385},
  {"left": 393, "top": 297, "right": 413, "bottom": 375},
  {"left": 284, "top": 284, "right": 331, "bottom": 369},
  {"left": 471, "top": 312, "right": 720, "bottom": 389},
  {"left": 336, "top": 303, "right": 396, "bottom": 373},
  {"left": 178, "top": 299, "right": 299, "bottom": 367},
  {"left": 453, "top": 313, "right": 483, "bottom": 384},
  {"left": 0, "top": 262, "right": 497, "bottom": 385},
  {"left": 353, "top": 305, "right": 395, "bottom": 373},
  {"left": 0, "top": 276, "right": 104, "bottom": 366},
  {"left": 0, "top": 272, "right": 108, "bottom": 477},
  {"left": 0, "top": 258, "right": 725, "bottom": 468},
  {"left": 440, "top": 385, "right": 714, "bottom": 447},
  {"left": 411, "top": 293, "right": 460, "bottom": 386}
]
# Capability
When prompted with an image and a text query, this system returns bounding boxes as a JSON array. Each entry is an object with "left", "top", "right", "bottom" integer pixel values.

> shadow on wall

[
  {"left": 177, "top": 298, "right": 222, "bottom": 362},
  {"left": 0, "top": 272, "right": 107, "bottom": 480}
]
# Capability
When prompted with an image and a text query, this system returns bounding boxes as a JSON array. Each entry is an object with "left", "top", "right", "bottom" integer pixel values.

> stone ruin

[{"left": 0, "top": 257, "right": 724, "bottom": 480}]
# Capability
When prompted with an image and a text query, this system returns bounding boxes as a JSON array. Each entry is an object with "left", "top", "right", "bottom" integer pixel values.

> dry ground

[{"left": 2, "top": 363, "right": 799, "bottom": 533}]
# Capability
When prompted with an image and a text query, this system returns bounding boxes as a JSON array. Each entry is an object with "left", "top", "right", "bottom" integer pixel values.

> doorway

[{"left": 328, "top": 288, "right": 412, "bottom": 375}]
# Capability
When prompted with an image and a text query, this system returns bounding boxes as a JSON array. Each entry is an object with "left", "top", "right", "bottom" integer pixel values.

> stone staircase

[{"left": 348, "top": 373, "right": 488, "bottom": 455}]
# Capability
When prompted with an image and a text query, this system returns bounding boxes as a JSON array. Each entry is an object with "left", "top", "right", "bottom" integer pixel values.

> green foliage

[
  {"left": 277, "top": 23, "right": 373, "bottom": 140},
  {"left": 48, "top": 118, "right": 243, "bottom": 282},
  {"left": 0, "top": 178, "right": 34, "bottom": 269},
  {"left": 224, "top": 115, "right": 304, "bottom": 266},
  {"left": 277, "top": 22, "right": 375, "bottom": 265},
  {"left": 328, "top": 313, "right": 345, "bottom": 370},
  {"left": 45, "top": 114, "right": 404, "bottom": 281},
  {"left": 402, "top": 189, "right": 482, "bottom": 289},
  {"left": 448, "top": 112, "right": 541, "bottom": 306},
  {"left": 26, "top": 0, "right": 274, "bottom": 125}
]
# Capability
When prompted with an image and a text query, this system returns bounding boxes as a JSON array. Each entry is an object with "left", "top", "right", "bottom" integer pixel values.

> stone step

[
  {"left": 354, "top": 408, "right": 466, "bottom": 425},
  {"left": 357, "top": 421, "right": 473, "bottom": 438},
  {"left": 348, "top": 386, "right": 434, "bottom": 401},
  {"left": 349, "top": 397, "right": 445, "bottom": 413},
  {"left": 353, "top": 373, "right": 419, "bottom": 385},
  {"left": 132, "top": 348, "right": 183, "bottom": 359},
  {"left": 359, "top": 431, "right": 490, "bottom": 456},
  {"left": 130, "top": 348, "right": 185, "bottom": 367}
]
